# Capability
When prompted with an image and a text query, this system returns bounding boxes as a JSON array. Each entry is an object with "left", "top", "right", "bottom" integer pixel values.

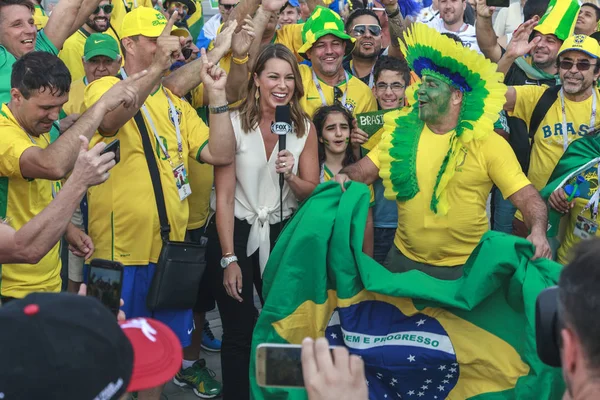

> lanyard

[
  {"left": 560, "top": 88, "right": 597, "bottom": 151},
  {"left": 312, "top": 69, "right": 349, "bottom": 108},
  {"left": 121, "top": 68, "right": 183, "bottom": 168},
  {"left": 350, "top": 61, "right": 374, "bottom": 89},
  {"left": 581, "top": 164, "right": 600, "bottom": 220}
]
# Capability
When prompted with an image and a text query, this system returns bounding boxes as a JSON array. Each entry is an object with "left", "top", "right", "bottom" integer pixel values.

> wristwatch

[
  {"left": 220, "top": 254, "right": 238, "bottom": 268},
  {"left": 209, "top": 104, "right": 230, "bottom": 114}
]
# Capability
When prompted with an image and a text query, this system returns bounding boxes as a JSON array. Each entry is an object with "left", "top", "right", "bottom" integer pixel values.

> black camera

[{"left": 535, "top": 286, "right": 562, "bottom": 367}]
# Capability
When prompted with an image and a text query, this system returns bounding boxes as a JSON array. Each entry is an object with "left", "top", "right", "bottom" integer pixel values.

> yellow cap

[
  {"left": 120, "top": 7, "right": 188, "bottom": 39},
  {"left": 558, "top": 34, "right": 600, "bottom": 59}
]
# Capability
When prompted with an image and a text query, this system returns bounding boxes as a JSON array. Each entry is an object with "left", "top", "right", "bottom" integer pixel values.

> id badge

[
  {"left": 573, "top": 215, "right": 599, "bottom": 240},
  {"left": 173, "top": 163, "right": 192, "bottom": 201}
]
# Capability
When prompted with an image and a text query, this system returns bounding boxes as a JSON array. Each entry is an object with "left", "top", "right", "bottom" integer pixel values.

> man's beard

[{"left": 86, "top": 17, "right": 110, "bottom": 33}]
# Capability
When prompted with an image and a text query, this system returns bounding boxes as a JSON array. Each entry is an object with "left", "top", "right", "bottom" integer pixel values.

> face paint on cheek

[
  {"left": 323, "top": 138, "right": 331, "bottom": 146},
  {"left": 345, "top": 137, "right": 350, "bottom": 144}
]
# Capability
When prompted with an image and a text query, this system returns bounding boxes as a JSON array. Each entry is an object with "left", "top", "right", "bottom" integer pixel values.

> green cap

[
  {"left": 84, "top": 33, "right": 120, "bottom": 61},
  {"left": 298, "top": 6, "right": 355, "bottom": 59}
]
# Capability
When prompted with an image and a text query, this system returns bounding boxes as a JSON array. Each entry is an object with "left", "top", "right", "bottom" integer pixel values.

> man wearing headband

[{"left": 335, "top": 24, "right": 551, "bottom": 277}]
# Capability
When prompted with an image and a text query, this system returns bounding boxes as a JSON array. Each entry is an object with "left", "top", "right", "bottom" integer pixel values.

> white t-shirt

[
  {"left": 493, "top": 1, "right": 523, "bottom": 37},
  {"left": 425, "top": 18, "right": 482, "bottom": 54}
]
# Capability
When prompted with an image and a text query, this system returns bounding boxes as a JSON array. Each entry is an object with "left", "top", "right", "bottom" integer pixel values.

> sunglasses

[
  {"left": 333, "top": 86, "right": 344, "bottom": 105},
  {"left": 169, "top": 1, "right": 189, "bottom": 11},
  {"left": 219, "top": 2, "right": 237, "bottom": 10},
  {"left": 375, "top": 82, "right": 405, "bottom": 92},
  {"left": 559, "top": 59, "right": 597, "bottom": 71},
  {"left": 93, "top": 4, "right": 114, "bottom": 14},
  {"left": 182, "top": 47, "right": 193, "bottom": 60},
  {"left": 351, "top": 24, "right": 382, "bottom": 37}
]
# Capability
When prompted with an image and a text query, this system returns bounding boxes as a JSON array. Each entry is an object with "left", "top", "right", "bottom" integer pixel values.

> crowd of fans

[{"left": 0, "top": 0, "right": 599, "bottom": 397}]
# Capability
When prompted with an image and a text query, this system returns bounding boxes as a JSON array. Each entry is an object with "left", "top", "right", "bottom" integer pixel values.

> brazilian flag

[{"left": 250, "top": 182, "right": 565, "bottom": 400}]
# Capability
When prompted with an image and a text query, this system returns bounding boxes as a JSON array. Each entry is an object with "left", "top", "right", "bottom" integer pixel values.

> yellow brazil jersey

[
  {"left": 557, "top": 165, "right": 599, "bottom": 265},
  {"left": 367, "top": 126, "right": 531, "bottom": 266},
  {"left": 34, "top": 4, "right": 48, "bottom": 30},
  {"left": 0, "top": 104, "right": 61, "bottom": 298},
  {"left": 322, "top": 164, "right": 375, "bottom": 206},
  {"left": 299, "top": 64, "right": 377, "bottom": 118},
  {"left": 274, "top": 23, "right": 304, "bottom": 63},
  {"left": 509, "top": 86, "right": 600, "bottom": 191},
  {"left": 59, "top": 27, "right": 123, "bottom": 82},
  {"left": 63, "top": 77, "right": 88, "bottom": 115},
  {"left": 111, "top": 0, "right": 153, "bottom": 37},
  {"left": 84, "top": 77, "right": 210, "bottom": 265}
]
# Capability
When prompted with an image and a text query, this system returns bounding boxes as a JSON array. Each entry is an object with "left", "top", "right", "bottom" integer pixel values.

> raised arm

[
  {"left": 496, "top": 16, "right": 540, "bottom": 75},
  {"left": 163, "top": 21, "right": 237, "bottom": 98},
  {"left": 226, "top": 17, "right": 256, "bottom": 103},
  {"left": 44, "top": 0, "right": 103, "bottom": 50},
  {"left": 0, "top": 137, "right": 114, "bottom": 265},
  {"left": 20, "top": 71, "right": 147, "bottom": 180},
  {"left": 475, "top": 0, "right": 502, "bottom": 62},
  {"left": 382, "top": 0, "right": 410, "bottom": 60},
  {"left": 509, "top": 184, "right": 552, "bottom": 260}
]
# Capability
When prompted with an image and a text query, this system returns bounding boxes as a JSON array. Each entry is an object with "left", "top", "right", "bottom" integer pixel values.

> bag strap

[
  {"left": 133, "top": 110, "right": 171, "bottom": 242},
  {"left": 529, "top": 85, "right": 561, "bottom": 140}
]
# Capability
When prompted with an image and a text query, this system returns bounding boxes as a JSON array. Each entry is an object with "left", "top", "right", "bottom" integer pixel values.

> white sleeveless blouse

[{"left": 210, "top": 110, "right": 310, "bottom": 274}]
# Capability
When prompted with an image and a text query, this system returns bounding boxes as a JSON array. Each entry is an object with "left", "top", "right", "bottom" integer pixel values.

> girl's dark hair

[{"left": 313, "top": 104, "right": 357, "bottom": 168}]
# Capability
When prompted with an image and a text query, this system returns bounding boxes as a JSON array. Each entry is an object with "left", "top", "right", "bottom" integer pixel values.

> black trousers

[{"left": 204, "top": 216, "right": 285, "bottom": 400}]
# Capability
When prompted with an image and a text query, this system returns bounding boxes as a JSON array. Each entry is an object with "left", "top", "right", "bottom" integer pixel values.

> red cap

[{"left": 119, "top": 318, "right": 183, "bottom": 392}]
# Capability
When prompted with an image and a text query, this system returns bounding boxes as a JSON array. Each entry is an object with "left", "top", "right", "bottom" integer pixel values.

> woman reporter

[{"left": 204, "top": 43, "right": 319, "bottom": 400}]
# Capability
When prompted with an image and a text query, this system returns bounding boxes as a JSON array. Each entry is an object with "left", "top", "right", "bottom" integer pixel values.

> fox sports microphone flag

[{"left": 250, "top": 181, "right": 565, "bottom": 400}]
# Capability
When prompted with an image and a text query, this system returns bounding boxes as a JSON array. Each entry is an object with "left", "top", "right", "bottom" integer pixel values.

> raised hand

[
  {"left": 199, "top": 48, "right": 228, "bottom": 93},
  {"left": 476, "top": 0, "right": 494, "bottom": 18},
  {"left": 262, "top": 0, "right": 289, "bottom": 13},
  {"left": 232, "top": 16, "right": 256, "bottom": 58},
  {"left": 505, "top": 16, "right": 541, "bottom": 59},
  {"left": 213, "top": 19, "right": 238, "bottom": 57},
  {"left": 70, "top": 135, "right": 117, "bottom": 188},
  {"left": 153, "top": 11, "right": 184, "bottom": 71},
  {"left": 98, "top": 70, "right": 148, "bottom": 113}
]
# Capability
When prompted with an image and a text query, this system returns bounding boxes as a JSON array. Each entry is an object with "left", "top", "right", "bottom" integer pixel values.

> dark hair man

[{"left": 575, "top": 2, "right": 600, "bottom": 36}]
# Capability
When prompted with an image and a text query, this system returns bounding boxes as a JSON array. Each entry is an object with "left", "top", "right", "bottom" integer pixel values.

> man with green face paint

[{"left": 334, "top": 23, "right": 552, "bottom": 278}]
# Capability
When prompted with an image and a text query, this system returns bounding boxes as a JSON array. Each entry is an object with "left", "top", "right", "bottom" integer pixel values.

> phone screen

[
  {"left": 101, "top": 139, "right": 120, "bottom": 164},
  {"left": 485, "top": 0, "right": 509, "bottom": 7},
  {"left": 87, "top": 261, "right": 123, "bottom": 316},
  {"left": 257, "top": 345, "right": 305, "bottom": 388}
]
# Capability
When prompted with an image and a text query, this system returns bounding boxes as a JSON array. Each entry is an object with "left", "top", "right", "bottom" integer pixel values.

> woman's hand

[
  {"left": 549, "top": 188, "right": 575, "bottom": 214},
  {"left": 223, "top": 262, "right": 243, "bottom": 302},
  {"left": 276, "top": 150, "right": 296, "bottom": 180}
]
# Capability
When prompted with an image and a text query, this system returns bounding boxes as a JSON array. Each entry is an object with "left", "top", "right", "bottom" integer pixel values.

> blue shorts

[{"left": 83, "top": 263, "right": 193, "bottom": 347}]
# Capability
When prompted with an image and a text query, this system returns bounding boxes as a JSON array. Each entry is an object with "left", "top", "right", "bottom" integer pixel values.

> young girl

[{"left": 313, "top": 104, "right": 374, "bottom": 256}]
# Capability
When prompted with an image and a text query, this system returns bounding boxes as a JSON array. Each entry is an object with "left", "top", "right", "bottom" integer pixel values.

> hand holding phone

[{"left": 86, "top": 259, "right": 124, "bottom": 316}]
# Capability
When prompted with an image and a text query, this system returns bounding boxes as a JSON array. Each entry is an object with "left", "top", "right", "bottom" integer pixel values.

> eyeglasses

[
  {"left": 351, "top": 24, "right": 382, "bottom": 37},
  {"left": 375, "top": 82, "right": 405, "bottom": 92},
  {"left": 219, "top": 2, "right": 237, "bottom": 10},
  {"left": 559, "top": 59, "right": 597, "bottom": 71},
  {"left": 169, "top": 1, "right": 189, "bottom": 11},
  {"left": 93, "top": 4, "right": 114, "bottom": 14}
]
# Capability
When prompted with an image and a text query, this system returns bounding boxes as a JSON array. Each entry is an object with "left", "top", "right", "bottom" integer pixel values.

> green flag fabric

[
  {"left": 250, "top": 181, "right": 565, "bottom": 400},
  {"left": 540, "top": 134, "right": 600, "bottom": 237}
]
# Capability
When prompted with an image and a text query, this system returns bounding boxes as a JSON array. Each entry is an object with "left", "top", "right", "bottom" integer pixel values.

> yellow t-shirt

[
  {"left": 299, "top": 64, "right": 377, "bottom": 118},
  {"left": 84, "top": 78, "right": 209, "bottom": 265},
  {"left": 0, "top": 104, "right": 61, "bottom": 298},
  {"left": 110, "top": 0, "right": 153, "bottom": 37},
  {"left": 274, "top": 23, "right": 304, "bottom": 63},
  {"left": 63, "top": 77, "right": 88, "bottom": 115},
  {"left": 509, "top": 86, "right": 600, "bottom": 191},
  {"left": 58, "top": 27, "right": 123, "bottom": 82},
  {"left": 368, "top": 126, "right": 531, "bottom": 266},
  {"left": 34, "top": 4, "right": 48, "bottom": 30},
  {"left": 556, "top": 165, "right": 599, "bottom": 264}
]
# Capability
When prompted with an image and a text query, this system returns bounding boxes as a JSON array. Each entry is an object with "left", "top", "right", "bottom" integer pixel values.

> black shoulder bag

[
  {"left": 133, "top": 110, "right": 206, "bottom": 311},
  {"left": 525, "top": 85, "right": 562, "bottom": 171}
]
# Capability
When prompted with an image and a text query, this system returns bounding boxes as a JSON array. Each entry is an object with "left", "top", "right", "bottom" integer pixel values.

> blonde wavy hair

[{"left": 238, "top": 44, "right": 308, "bottom": 137}]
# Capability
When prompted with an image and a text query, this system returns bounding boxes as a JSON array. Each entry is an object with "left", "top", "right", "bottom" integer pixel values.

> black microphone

[{"left": 271, "top": 105, "right": 292, "bottom": 190}]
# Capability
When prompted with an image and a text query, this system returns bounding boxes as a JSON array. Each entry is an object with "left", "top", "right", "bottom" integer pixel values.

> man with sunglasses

[
  {"left": 504, "top": 35, "right": 600, "bottom": 237},
  {"left": 59, "top": 0, "right": 122, "bottom": 82},
  {"left": 343, "top": 9, "right": 384, "bottom": 89},
  {"left": 196, "top": 0, "right": 239, "bottom": 50},
  {"left": 163, "top": 0, "right": 197, "bottom": 28}
]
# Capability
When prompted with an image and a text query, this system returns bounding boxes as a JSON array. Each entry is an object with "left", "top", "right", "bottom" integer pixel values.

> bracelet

[
  {"left": 385, "top": 6, "right": 400, "bottom": 17},
  {"left": 222, "top": 252, "right": 235, "bottom": 257},
  {"left": 209, "top": 104, "right": 229, "bottom": 114},
  {"left": 232, "top": 54, "right": 249, "bottom": 65}
]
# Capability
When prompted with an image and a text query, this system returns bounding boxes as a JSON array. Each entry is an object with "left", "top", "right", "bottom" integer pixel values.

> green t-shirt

[{"left": 0, "top": 30, "right": 60, "bottom": 141}]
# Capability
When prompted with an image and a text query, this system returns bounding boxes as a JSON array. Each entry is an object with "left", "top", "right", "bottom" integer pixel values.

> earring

[{"left": 255, "top": 88, "right": 260, "bottom": 100}]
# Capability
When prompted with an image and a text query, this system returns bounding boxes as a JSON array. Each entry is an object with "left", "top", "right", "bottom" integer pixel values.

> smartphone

[
  {"left": 100, "top": 139, "right": 120, "bottom": 165},
  {"left": 86, "top": 259, "right": 124, "bottom": 316},
  {"left": 485, "top": 0, "right": 509, "bottom": 7},
  {"left": 256, "top": 343, "right": 305, "bottom": 388}
]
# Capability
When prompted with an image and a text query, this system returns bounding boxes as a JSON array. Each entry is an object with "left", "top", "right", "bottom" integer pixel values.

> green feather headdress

[{"left": 378, "top": 24, "right": 507, "bottom": 215}]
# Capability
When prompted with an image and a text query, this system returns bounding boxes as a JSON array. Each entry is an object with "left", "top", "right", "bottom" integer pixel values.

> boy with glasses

[
  {"left": 504, "top": 34, "right": 600, "bottom": 237},
  {"left": 59, "top": 0, "right": 123, "bottom": 81},
  {"left": 343, "top": 9, "right": 384, "bottom": 89}
]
